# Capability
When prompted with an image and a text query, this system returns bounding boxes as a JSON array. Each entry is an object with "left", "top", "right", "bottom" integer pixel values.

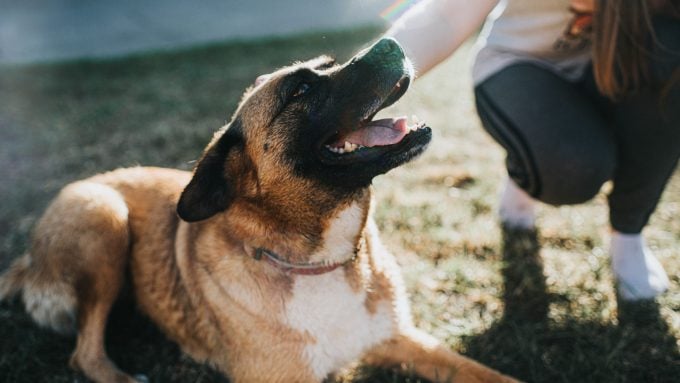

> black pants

[{"left": 475, "top": 17, "right": 680, "bottom": 234}]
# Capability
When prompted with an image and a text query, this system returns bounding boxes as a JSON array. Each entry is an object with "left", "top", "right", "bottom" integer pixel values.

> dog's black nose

[
  {"left": 371, "top": 37, "right": 403, "bottom": 56},
  {"left": 355, "top": 37, "right": 406, "bottom": 70}
]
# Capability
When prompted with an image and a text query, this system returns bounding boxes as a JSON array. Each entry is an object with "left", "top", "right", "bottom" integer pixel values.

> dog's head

[{"left": 177, "top": 38, "right": 431, "bottom": 223}]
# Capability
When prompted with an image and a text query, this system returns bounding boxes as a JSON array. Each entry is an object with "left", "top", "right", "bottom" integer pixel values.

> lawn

[{"left": 0, "top": 27, "right": 678, "bottom": 383}]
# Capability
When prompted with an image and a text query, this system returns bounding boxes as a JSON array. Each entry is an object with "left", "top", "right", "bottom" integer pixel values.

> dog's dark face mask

[
  {"left": 278, "top": 38, "right": 432, "bottom": 191},
  {"left": 177, "top": 38, "right": 431, "bottom": 222}
]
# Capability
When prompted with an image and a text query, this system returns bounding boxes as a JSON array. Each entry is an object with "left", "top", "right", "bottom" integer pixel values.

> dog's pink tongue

[{"left": 340, "top": 117, "right": 408, "bottom": 147}]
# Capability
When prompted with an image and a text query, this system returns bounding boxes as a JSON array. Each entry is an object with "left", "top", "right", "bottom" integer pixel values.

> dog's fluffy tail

[
  {"left": 0, "top": 254, "right": 77, "bottom": 335},
  {"left": 0, "top": 253, "right": 31, "bottom": 301}
]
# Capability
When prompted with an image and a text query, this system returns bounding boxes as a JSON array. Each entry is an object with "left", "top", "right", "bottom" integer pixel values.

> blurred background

[
  {"left": 0, "top": 0, "right": 395, "bottom": 63},
  {"left": 0, "top": 1, "right": 678, "bottom": 382}
]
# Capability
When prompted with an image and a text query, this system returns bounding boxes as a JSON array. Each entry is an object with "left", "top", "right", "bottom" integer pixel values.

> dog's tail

[
  {"left": 0, "top": 253, "right": 31, "bottom": 301},
  {"left": 0, "top": 253, "right": 77, "bottom": 335}
]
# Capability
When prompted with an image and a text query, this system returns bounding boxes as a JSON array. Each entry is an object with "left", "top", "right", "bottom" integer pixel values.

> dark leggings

[{"left": 475, "top": 17, "right": 680, "bottom": 234}]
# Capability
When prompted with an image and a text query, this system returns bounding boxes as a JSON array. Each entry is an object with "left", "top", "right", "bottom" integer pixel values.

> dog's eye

[{"left": 292, "top": 82, "right": 310, "bottom": 98}]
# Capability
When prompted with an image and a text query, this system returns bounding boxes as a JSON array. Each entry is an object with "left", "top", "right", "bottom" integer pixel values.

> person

[{"left": 384, "top": 0, "right": 680, "bottom": 300}]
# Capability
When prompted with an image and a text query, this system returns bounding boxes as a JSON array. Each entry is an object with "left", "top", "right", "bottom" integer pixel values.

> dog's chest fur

[{"left": 285, "top": 268, "right": 393, "bottom": 379}]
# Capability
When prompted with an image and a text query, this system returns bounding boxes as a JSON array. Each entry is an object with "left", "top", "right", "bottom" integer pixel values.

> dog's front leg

[{"left": 363, "top": 327, "right": 520, "bottom": 383}]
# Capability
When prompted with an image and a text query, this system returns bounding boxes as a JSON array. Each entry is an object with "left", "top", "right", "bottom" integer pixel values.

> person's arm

[{"left": 385, "top": 0, "right": 500, "bottom": 77}]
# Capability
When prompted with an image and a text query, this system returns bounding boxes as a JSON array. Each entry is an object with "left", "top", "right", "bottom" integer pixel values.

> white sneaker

[
  {"left": 611, "top": 231, "right": 669, "bottom": 300},
  {"left": 499, "top": 177, "right": 536, "bottom": 230}
]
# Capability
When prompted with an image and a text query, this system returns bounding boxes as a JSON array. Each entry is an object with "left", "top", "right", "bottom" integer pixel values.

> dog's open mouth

[{"left": 317, "top": 76, "right": 431, "bottom": 165}]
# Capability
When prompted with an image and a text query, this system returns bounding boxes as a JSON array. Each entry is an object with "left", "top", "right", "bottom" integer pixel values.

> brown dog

[{"left": 0, "top": 38, "right": 518, "bottom": 383}]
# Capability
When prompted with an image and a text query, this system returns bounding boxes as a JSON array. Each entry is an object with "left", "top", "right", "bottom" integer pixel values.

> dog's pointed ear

[{"left": 177, "top": 124, "right": 243, "bottom": 222}]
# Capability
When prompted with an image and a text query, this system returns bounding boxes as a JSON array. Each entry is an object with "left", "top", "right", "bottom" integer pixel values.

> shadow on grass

[
  {"left": 461, "top": 226, "right": 680, "bottom": 383},
  {"left": 0, "top": 295, "right": 421, "bottom": 383},
  {"left": 0, "top": 293, "right": 228, "bottom": 383},
  {"left": 1, "top": 231, "right": 677, "bottom": 383}
]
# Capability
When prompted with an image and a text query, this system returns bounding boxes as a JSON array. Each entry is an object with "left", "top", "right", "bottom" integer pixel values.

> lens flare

[{"left": 380, "top": 0, "right": 418, "bottom": 21}]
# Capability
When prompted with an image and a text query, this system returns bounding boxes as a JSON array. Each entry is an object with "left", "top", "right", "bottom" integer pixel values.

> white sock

[
  {"left": 611, "top": 232, "right": 669, "bottom": 300},
  {"left": 499, "top": 177, "right": 536, "bottom": 229}
]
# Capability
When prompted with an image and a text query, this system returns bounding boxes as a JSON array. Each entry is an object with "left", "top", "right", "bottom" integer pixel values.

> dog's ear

[
  {"left": 254, "top": 56, "right": 335, "bottom": 86},
  {"left": 177, "top": 124, "right": 243, "bottom": 222}
]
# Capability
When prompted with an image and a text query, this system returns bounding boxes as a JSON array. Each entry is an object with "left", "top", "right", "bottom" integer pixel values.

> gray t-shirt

[{"left": 472, "top": 0, "right": 593, "bottom": 84}]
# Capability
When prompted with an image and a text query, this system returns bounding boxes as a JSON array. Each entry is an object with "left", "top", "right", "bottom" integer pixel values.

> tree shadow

[{"left": 460, "top": 225, "right": 680, "bottom": 383}]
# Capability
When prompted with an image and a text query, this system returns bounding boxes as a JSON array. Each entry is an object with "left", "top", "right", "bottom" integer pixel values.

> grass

[{"left": 0, "top": 27, "right": 678, "bottom": 383}]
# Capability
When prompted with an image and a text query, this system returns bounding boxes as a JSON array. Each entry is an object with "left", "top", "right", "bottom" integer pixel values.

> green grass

[{"left": 1, "top": 27, "right": 678, "bottom": 383}]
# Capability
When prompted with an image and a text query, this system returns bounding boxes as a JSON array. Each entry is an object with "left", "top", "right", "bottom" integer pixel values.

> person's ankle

[
  {"left": 499, "top": 177, "right": 535, "bottom": 230},
  {"left": 610, "top": 231, "right": 669, "bottom": 300}
]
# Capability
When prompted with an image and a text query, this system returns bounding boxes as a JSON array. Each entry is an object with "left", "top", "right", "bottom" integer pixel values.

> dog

[{"left": 0, "top": 38, "right": 518, "bottom": 383}]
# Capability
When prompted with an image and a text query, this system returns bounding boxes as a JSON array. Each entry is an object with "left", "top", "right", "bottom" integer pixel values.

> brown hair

[{"left": 592, "top": 0, "right": 679, "bottom": 100}]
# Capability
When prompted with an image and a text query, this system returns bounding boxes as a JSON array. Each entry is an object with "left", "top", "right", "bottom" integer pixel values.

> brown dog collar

[{"left": 254, "top": 248, "right": 355, "bottom": 275}]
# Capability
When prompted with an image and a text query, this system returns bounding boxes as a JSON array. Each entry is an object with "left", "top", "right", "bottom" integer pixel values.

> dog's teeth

[
  {"left": 344, "top": 141, "right": 360, "bottom": 153},
  {"left": 326, "top": 142, "right": 362, "bottom": 155},
  {"left": 411, "top": 114, "right": 420, "bottom": 124}
]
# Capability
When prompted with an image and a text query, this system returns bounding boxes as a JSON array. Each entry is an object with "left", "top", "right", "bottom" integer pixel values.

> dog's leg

[
  {"left": 28, "top": 181, "right": 139, "bottom": 383},
  {"left": 363, "top": 327, "right": 519, "bottom": 383},
  {"left": 68, "top": 246, "right": 140, "bottom": 382},
  {"left": 68, "top": 243, "right": 143, "bottom": 383},
  {"left": 69, "top": 279, "right": 139, "bottom": 383}
]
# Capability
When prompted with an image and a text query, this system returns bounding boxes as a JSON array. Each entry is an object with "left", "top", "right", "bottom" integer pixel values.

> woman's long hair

[{"left": 592, "top": 0, "right": 679, "bottom": 100}]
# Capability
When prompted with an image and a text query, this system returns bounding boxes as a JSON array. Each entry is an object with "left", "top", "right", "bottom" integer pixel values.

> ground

[{"left": 0, "top": 28, "right": 678, "bottom": 383}]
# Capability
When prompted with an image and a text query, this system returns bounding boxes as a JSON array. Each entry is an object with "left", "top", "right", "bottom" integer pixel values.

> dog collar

[{"left": 254, "top": 248, "right": 355, "bottom": 275}]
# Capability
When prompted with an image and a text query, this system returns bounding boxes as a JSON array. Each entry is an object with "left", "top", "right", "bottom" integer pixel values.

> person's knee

[{"left": 528, "top": 151, "right": 615, "bottom": 206}]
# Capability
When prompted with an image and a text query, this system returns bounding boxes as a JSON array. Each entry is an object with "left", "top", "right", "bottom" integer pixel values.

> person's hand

[{"left": 570, "top": 0, "right": 594, "bottom": 12}]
